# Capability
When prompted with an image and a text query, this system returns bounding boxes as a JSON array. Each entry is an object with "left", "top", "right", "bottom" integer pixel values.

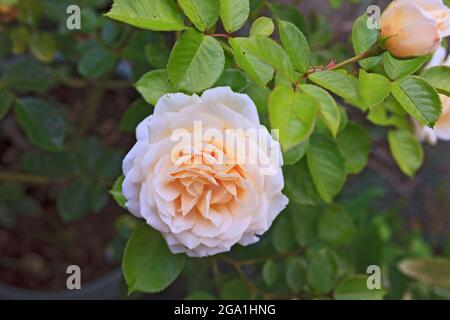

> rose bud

[{"left": 381, "top": 0, "right": 450, "bottom": 58}]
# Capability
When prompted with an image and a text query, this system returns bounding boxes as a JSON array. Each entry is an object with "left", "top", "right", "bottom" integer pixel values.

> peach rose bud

[{"left": 381, "top": 0, "right": 450, "bottom": 58}]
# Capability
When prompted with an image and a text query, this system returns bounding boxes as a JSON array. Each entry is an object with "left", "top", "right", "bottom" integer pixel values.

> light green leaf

[
  {"left": 286, "top": 257, "right": 306, "bottom": 293},
  {"left": 109, "top": 175, "right": 126, "bottom": 208},
  {"left": 307, "top": 249, "right": 338, "bottom": 294},
  {"left": 178, "top": 0, "right": 219, "bottom": 31},
  {"left": 167, "top": 28, "right": 225, "bottom": 93},
  {"left": 421, "top": 66, "right": 450, "bottom": 96},
  {"left": 123, "top": 222, "right": 186, "bottom": 294},
  {"left": 262, "top": 260, "right": 278, "bottom": 287},
  {"left": 351, "top": 14, "right": 381, "bottom": 70},
  {"left": 250, "top": 16, "right": 274, "bottom": 37},
  {"left": 230, "top": 36, "right": 295, "bottom": 82},
  {"left": 14, "top": 98, "right": 66, "bottom": 151},
  {"left": 318, "top": 206, "right": 355, "bottom": 245},
  {"left": 334, "top": 275, "right": 386, "bottom": 300},
  {"left": 301, "top": 84, "right": 340, "bottom": 137},
  {"left": 308, "top": 71, "right": 365, "bottom": 109},
  {"left": 306, "top": 134, "right": 347, "bottom": 203},
  {"left": 388, "top": 130, "right": 424, "bottom": 177},
  {"left": 135, "top": 69, "right": 173, "bottom": 105},
  {"left": 29, "top": 32, "right": 56, "bottom": 63},
  {"left": 398, "top": 258, "right": 450, "bottom": 290},
  {"left": 383, "top": 53, "right": 429, "bottom": 80},
  {"left": 219, "top": 0, "right": 249, "bottom": 33},
  {"left": 229, "top": 38, "right": 274, "bottom": 86},
  {"left": 337, "top": 122, "right": 371, "bottom": 174},
  {"left": 391, "top": 76, "right": 441, "bottom": 127},
  {"left": 269, "top": 85, "right": 319, "bottom": 150},
  {"left": 105, "top": 0, "right": 186, "bottom": 31},
  {"left": 359, "top": 69, "right": 391, "bottom": 107},
  {"left": 279, "top": 19, "right": 310, "bottom": 73},
  {"left": 283, "top": 140, "right": 308, "bottom": 165}
]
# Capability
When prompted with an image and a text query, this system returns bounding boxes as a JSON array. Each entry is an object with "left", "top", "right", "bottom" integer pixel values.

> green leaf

[
  {"left": 399, "top": 258, "right": 450, "bottom": 290},
  {"left": 290, "top": 205, "right": 319, "bottom": 246},
  {"left": 244, "top": 82, "right": 270, "bottom": 115},
  {"left": 268, "top": 3, "right": 308, "bottom": 36},
  {"left": 337, "top": 122, "right": 371, "bottom": 174},
  {"left": 306, "top": 134, "right": 347, "bottom": 203},
  {"left": 250, "top": 16, "right": 274, "bottom": 37},
  {"left": 278, "top": 19, "right": 310, "bottom": 73},
  {"left": 78, "top": 47, "right": 117, "bottom": 78},
  {"left": 123, "top": 222, "right": 186, "bottom": 294},
  {"left": 109, "top": 175, "right": 126, "bottom": 208},
  {"left": 301, "top": 84, "right": 340, "bottom": 137},
  {"left": 219, "top": 0, "right": 249, "bottom": 33},
  {"left": 220, "top": 278, "right": 252, "bottom": 299},
  {"left": 120, "top": 99, "right": 153, "bottom": 132},
  {"left": 307, "top": 249, "right": 338, "bottom": 294},
  {"left": 230, "top": 36, "right": 295, "bottom": 83},
  {"left": 284, "top": 159, "right": 321, "bottom": 206},
  {"left": 334, "top": 275, "right": 386, "bottom": 300},
  {"left": 0, "top": 32, "right": 11, "bottom": 59},
  {"left": 215, "top": 69, "right": 248, "bottom": 92},
  {"left": 262, "top": 260, "right": 278, "bottom": 287},
  {"left": 22, "top": 151, "right": 74, "bottom": 177},
  {"left": 29, "top": 32, "right": 56, "bottom": 63},
  {"left": 105, "top": 0, "right": 186, "bottom": 31},
  {"left": 421, "top": 66, "right": 450, "bottom": 96},
  {"left": 282, "top": 140, "right": 308, "bottom": 165},
  {"left": 383, "top": 53, "right": 429, "bottom": 80},
  {"left": 14, "top": 98, "right": 66, "bottom": 151},
  {"left": 351, "top": 14, "right": 381, "bottom": 70},
  {"left": 10, "top": 27, "right": 29, "bottom": 54},
  {"left": 269, "top": 85, "right": 319, "bottom": 150},
  {"left": 178, "top": 0, "right": 219, "bottom": 31},
  {"left": 167, "top": 28, "right": 225, "bottom": 93},
  {"left": 391, "top": 76, "right": 441, "bottom": 127},
  {"left": 135, "top": 69, "right": 173, "bottom": 105},
  {"left": 145, "top": 42, "right": 170, "bottom": 69},
  {"left": 3, "top": 57, "right": 54, "bottom": 93},
  {"left": 272, "top": 215, "right": 296, "bottom": 253},
  {"left": 308, "top": 71, "right": 364, "bottom": 108},
  {"left": 229, "top": 39, "right": 274, "bottom": 86},
  {"left": 318, "top": 206, "right": 355, "bottom": 245},
  {"left": 57, "top": 181, "right": 91, "bottom": 221},
  {"left": 388, "top": 130, "right": 424, "bottom": 177},
  {"left": 286, "top": 257, "right": 306, "bottom": 293},
  {"left": 185, "top": 292, "right": 217, "bottom": 300},
  {"left": 359, "top": 70, "right": 391, "bottom": 107},
  {"left": 0, "top": 90, "right": 13, "bottom": 120}
]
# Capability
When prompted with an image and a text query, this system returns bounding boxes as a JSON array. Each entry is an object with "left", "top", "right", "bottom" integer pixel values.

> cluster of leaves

[{"left": 105, "top": 0, "right": 450, "bottom": 299}]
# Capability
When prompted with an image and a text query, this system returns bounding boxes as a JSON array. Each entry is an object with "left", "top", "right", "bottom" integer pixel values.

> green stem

[
  {"left": 77, "top": 85, "right": 106, "bottom": 138},
  {"left": 329, "top": 50, "right": 371, "bottom": 71},
  {"left": 0, "top": 170, "right": 49, "bottom": 184}
]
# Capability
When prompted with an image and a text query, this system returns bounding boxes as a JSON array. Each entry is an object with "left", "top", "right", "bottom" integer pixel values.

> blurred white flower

[
  {"left": 415, "top": 47, "right": 450, "bottom": 144},
  {"left": 121, "top": 87, "right": 288, "bottom": 257}
]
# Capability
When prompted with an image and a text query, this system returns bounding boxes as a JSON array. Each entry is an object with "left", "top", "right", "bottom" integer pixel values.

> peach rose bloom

[
  {"left": 122, "top": 87, "right": 288, "bottom": 257},
  {"left": 381, "top": 0, "right": 450, "bottom": 58},
  {"left": 415, "top": 47, "right": 450, "bottom": 144}
]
